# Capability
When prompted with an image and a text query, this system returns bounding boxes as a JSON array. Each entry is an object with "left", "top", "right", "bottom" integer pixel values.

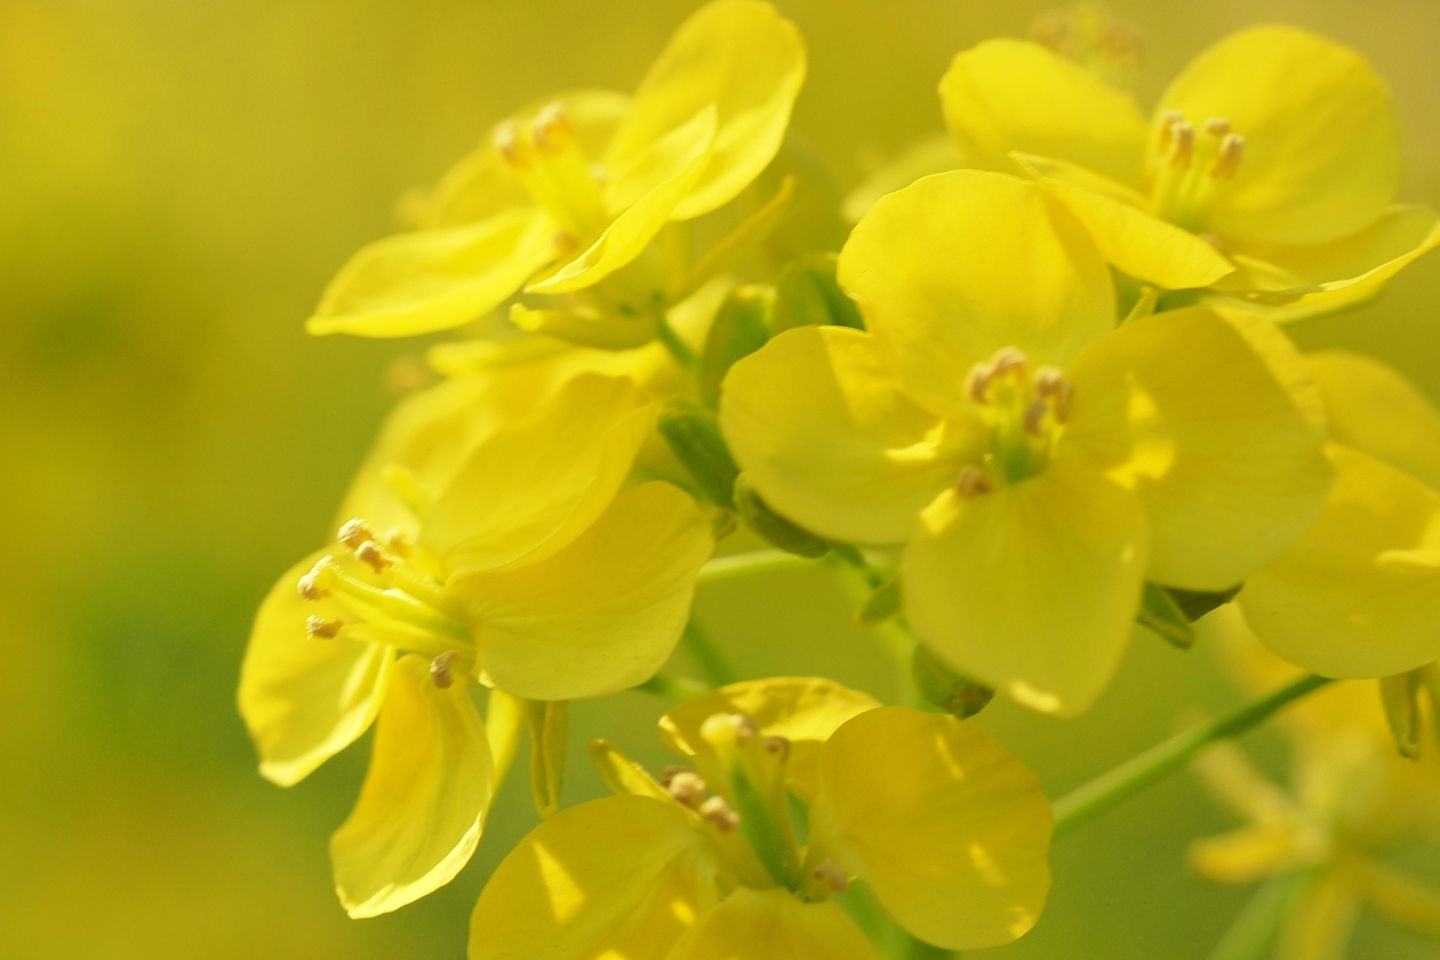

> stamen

[
  {"left": 296, "top": 559, "right": 332, "bottom": 600},
  {"left": 354, "top": 539, "right": 393, "bottom": 574},
  {"left": 337, "top": 518, "right": 374, "bottom": 551},
  {"left": 989, "top": 347, "right": 1027, "bottom": 379},
  {"left": 957, "top": 466, "right": 993, "bottom": 498},
  {"left": 699, "top": 795, "right": 740, "bottom": 833},
  {"left": 1157, "top": 109, "right": 1184, "bottom": 151},
  {"left": 664, "top": 770, "right": 708, "bottom": 809},
  {"left": 700, "top": 713, "right": 759, "bottom": 750},
  {"left": 493, "top": 121, "right": 531, "bottom": 170},
  {"left": 812, "top": 860, "right": 850, "bottom": 893},
  {"left": 306, "top": 615, "right": 343, "bottom": 639},
  {"left": 430, "top": 650, "right": 457, "bottom": 689},
  {"left": 1034, "top": 366, "right": 1064, "bottom": 397},
  {"left": 1051, "top": 380, "right": 1074, "bottom": 423},
  {"left": 966, "top": 362, "right": 995, "bottom": 404},
  {"left": 1210, "top": 133, "right": 1245, "bottom": 179},
  {"left": 382, "top": 528, "right": 411, "bottom": 557},
  {"left": 1204, "top": 117, "right": 1231, "bottom": 138},
  {"left": 762, "top": 735, "right": 791, "bottom": 762},
  {"left": 1023, "top": 399, "right": 1050, "bottom": 437},
  {"left": 1167, "top": 122, "right": 1195, "bottom": 169},
  {"left": 530, "top": 103, "right": 574, "bottom": 155}
]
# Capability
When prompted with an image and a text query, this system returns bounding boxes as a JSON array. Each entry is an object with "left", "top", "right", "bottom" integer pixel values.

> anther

[
  {"left": 700, "top": 712, "right": 759, "bottom": 750},
  {"left": 1051, "top": 380, "right": 1074, "bottom": 423},
  {"left": 306, "top": 615, "right": 343, "bottom": 639},
  {"left": 966, "top": 362, "right": 995, "bottom": 404},
  {"left": 1167, "top": 122, "right": 1195, "bottom": 169},
  {"left": 296, "top": 557, "right": 334, "bottom": 600},
  {"left": 429, "top": 650, "right": 457, "bottom": 689},
  {"left": 355, "top": 539, "right": 392, "bottom": 574},
  {"left": 699, "top": 795, "right": 740, "bottom": 833},
  {"left": 1210, "top": 133, "right": 1245, "bottom": 179},
  {"left": 530, "top": 103, "right": 573, "bottom": 155},
  {"left": 1204, "top": 118, "right": 1231, "bottom": 138},
  {"left": 493, "top": 121, "right": 530, "bottom": 169},
  {"left": 957, "top": 466, "right": 993, "bottom": 498},
  {"left": 812, "top": 860, "right": 850, "bottom": 892},
  {"left": 382, "top": 528, "right": 412, "bottom": 557},
  {"left": 1034, "top": 366, "right": 1064, "bottom": 397},
  {"left": 989, "top": 347, "right": 1028, "bottom": 379},
  {"left": 665, "top": 770, "right": 708, "bottom": 809},
  {"left": 1157, "top": 109, "right": 1184, "bottom": 151},
  {"left": 762, "top": 735, "right": 791, "bottom": 762},
  {"left": 1023, "top": 399, "right": 1050, "bottom": 437},
  {"left": 338, "top": 518, "right": 374, "bottom": 551}
]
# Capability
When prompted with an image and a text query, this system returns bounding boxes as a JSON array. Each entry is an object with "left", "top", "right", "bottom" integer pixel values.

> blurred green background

[{"left": 3, "top": 1, "right": 1437, "bottom": 956}]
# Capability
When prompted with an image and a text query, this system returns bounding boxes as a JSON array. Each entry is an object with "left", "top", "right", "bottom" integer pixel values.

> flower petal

[
  {"left": 468, "top": 795, "right": 724, "bottom": 960},
  {"left": 422, "top": 373, "right": 655, "bottom": 575},
  {"left": 658, "top": 677, "right": 881, "bottom": 802},
  {"left": 1306, "top": 351, "right": 1440, "bottom": 490},
  {"left": 903, "top": 460, "right": 1148, "bottom": 716},
  {"left": 663, "top": 888, "right": 880, "bottom": 960},
  {"left": 1188, "top": 824, "right": 1307, "bottom": 884},
  {"left": 810, "top": 708, "right": 1052, "bottom": 950},
  {"left": 837, "top": 170, "right": 1115, "bottom": 414},
  {"left": 306, "top": 208, "right": 556, "bottom": 337},
  {"left": 939, "top": 39, "right": 1148, "bottom": 186},
  {"left": 1156, "top": 26, "right": 1400, "bottom": 245},
  {"left": 1209, "top": 205, "right": 1440, "bottom": 321},
  {"left": 239, "top": 551, "right": 395, "bottom": 787},
  {"left": 608, "top": 0, "right": 805, "bottom": 221},
  {"left": 331, "top": 654, "right": 493, "bottom": 918},
  {"left": 1064, "top": 308, "right": 1331, "bottom": 590},
  {"left": 1239, "top": 445, "right": 1440, "bottom": 678},
  {"left": 458, "top": 482, "right": 712, "bottom": 700},
  {"left": 720, "top": 325, "right": 974, "bottom": 545}
]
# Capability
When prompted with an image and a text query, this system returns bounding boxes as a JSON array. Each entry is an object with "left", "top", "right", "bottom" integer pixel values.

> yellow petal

[
  {"left": 843, "top": 134, "right": 960, "bottom": 223},
  {"left": 510, "top": 302, "right": 657, "bottom": 350},
  {"left": 810, "top": 708, "right": 1053, "bottom": 949},
  {"left": 659, "top": 677, "right": 881, "bottom": 802},
  {"left": 331, "top": 654, "right": 493, "bottom": 918},
  {"left": 837, "top": 170, "right": 1115, "bottom": 414},
  {"left": 1188, "top": 824, "right": 1307, "bottom": 883},
  {"left": 1239, "top": 445, "right": 1440, "bottom": 678},
  {"left": 458, "top": 482, "right": 712, "bottom": 700},
  {"left": 608, "top": 0, "right": 805, "bottom": 221},
  {"left": 306, "top": 208, "right": 556, "bottom": 337},
  {"left": 1014, "top": 152, "right": 1234, "bottom": 289},
  {"left": 1064, "top": 308, "right": 1331, "bottom": 590},
  {"left": 529, "top": 107, "right": 717, "bottom": 295},
  {"left": 239, "top": 551, "right": 395, "bottom": 787},
  {"left": 1210, "top": 205, "right": 1440, "bottom": 321},
  {"left": 720, "top": 325, "right": 975, "bottom": 544},
  {"left": 664, "top": 888, "right": 880, "bottom": 960},
  {"left": 1157, "top": 26, "right": 1400, "bottom": 245},
  {"left": 1307, "top": 351, "right": 1440, "bottom": 490},
  {"left": 903, "top": 459, "right": 1147, "bottom": 716},
  {"left": 422, "top": 373, "right": 655, "bottom": 575},
  {"left": 468, "top": 795, "right": 724, "bottom": 960},
  {"left": 939, "top": 39, "right": 1148, "bottom": 186}
]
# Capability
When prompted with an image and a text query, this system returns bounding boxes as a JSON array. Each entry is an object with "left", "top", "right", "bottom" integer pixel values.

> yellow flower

[
  {"left": 940, "top": 26, "right": 1440, "bottom": 319},
  {"left": 468, "top": 678, "right": 1052, "bottom": 958},
  {"left": 305, "top": 1, "right": 803, "bottom": 343},
  {"left": 720, "top": 170, "right": 1331, "bottom": 715},
  {"left": 1238, "top": 353, "right": 1440, "bottom": 681},
  {"left": 238, "top": 373, "right": 713, "bottom": 917}
]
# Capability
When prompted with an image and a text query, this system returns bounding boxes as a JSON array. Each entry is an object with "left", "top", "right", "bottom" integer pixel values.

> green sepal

[
  {"left": 524, "top": 699, "right": 569, "bottom": 818},
  {"left": 771, "top": 253, "right": 863, "bottom": 332},
  {"left": 1137, "top": 582, "right": 1195, "bottom": 649},
  {"left": 733, "top": 473, "right": 831, "bottom": 558},
  {"left": 699, "top": 286, "right": 773, "bottom": 409},
  {"left": 657, "top": 400, "right": 741, "bottom": 508},
  {"left": 856, "top": 575, "right": 902, "bottom": 626},
  {"left": 911, "top": 644, "right": 995, "bottom": 719}
]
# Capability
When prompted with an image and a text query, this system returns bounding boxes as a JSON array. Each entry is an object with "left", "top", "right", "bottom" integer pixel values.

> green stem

[
  {"left": 655, "top": 312, "right": 696, "bottom": 368},
  {"left": 1207, "top": 871, "right": 1308, "bottom": 960},
  {"left": 900, "top": 937, "right": 955, "bottom": 960},
  {"left": 698, "top": 549, "right": 815, "bottom": 586},
  {"left": 1052, "top": 674, "right": 1332, "bottom": 837},
  {"left": 683, "top": 620, "right": 737, "bottom": 687}
]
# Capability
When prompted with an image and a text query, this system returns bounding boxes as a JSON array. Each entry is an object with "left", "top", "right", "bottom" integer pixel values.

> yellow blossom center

[
  {"left": 1147, "top": 110, "right": 1246, "bottom": 235},
  {"left": 958, "top": 347, "right": 1073, "bottom": 496},
  {"left": 494, "top": 102, "right": 609, "bottom": 249}
]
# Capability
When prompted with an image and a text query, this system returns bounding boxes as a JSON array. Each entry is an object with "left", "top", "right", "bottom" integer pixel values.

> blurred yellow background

[{"left": 3, "top": 1, "right": 1437, "bottom": 956}]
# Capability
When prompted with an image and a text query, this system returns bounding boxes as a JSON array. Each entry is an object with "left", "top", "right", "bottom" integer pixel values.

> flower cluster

[{"left": 239, "top": 3, "right": 1440, "bottom": 955}]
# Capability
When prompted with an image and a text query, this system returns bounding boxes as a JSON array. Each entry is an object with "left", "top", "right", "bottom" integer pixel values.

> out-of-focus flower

[
  {"left": 239, "top": 374, "right": 712, "bottom": 916},
  {"left": 305, "top": 1, "right": 803, "bottom": 346},
  {"left": 721, "top": 170, "right": 1330, "bottom": 714},
  {"left": 940, "top": 26, "right": 1440, "bottom": 319},
  {"left": 468, "top": 678, "right": 1052, "bottom": 958}
]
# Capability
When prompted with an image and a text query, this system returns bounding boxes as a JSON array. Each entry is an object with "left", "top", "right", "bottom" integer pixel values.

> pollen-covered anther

[
  {"left": 664, "top": 770, "right": 708, "bottom": 809},
  {"left": 306, "top": 615, "right": 343, "bottom": 639},
  {"left": 1204, "top": 117, "right": 1231, "bottom": 138},
  {"left": 296, "top": 557, "right": 335, "bottom": 600},
  {"left": 430, "top": 650, "right": 457, "bottom": 689},
  {"left": 337, "top": 517, "right": 375, "bottom": 551},
  {"left": 354, "top": 539, "right": 393, "bottom": 574},
  {"left": 1023, "top": 398, "right": 1051, "bottom": 437},
  {"left": 699, "top": 795, "right": 740, "bottom": 833},
  {"left": 530, "top": 102, "right": 574, "bottom": 155},
  {"left": 812, "top": 860, "right": 850, "bottom": 893},
  {"left": 762, "top": 735, "right": 791, "bottom": 762},
  {"left": 1157, "top": 109, "right": 1184, "bottom": 151},
  {"left": 493, "top": 121, "right": 531, "bottom": 170},
  {"left": 700, "top": 712, "right": 759, "bottom": 750},
  {"left": 965, "top": 362, "right": 995, "bottom": 404},
  {"left": 382, "top": 528, "right": 412, "bottom": 557},
  {"left": 957, "top": 465, "right": 993, "bottom": 498},
  {"left": 1167, "top": 121, "right": 1195, "bottom": 169},
  {"left": 1210, "top": 133, "right": 1246, "bottom": 179},
  {"left": 989, "top": 346, "right": 1028, "bottom": 379}
]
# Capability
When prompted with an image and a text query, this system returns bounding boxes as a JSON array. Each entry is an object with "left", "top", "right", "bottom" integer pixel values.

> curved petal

[
  {"left": 331, "top": 654, "right": 493, "bottom": 918},
  {"left": 720, "top": 325, "right": 974, "bottom": 545},
  {"left": 837, "top": 170, "right": 1115, "bottom": 413},
  {"left": 1064, "top": 308, "right": 1331, "bottom": 590},
  {"left": 422, "top": 373, "right": 655, "bottom": 575},
  {"left": 1014, "top": 153, "right": 1234, "bottom": 289},
  {"left": 608, "top": 0, "right": 805, "bottom": 221},
  {"left": 468, "top": 795, "right": 724, "bottom": 960},
  {"left": 1188, "top": 824, "right": 1307, "bottom": 884},
  {"left": 810, "top": 708, "right": 1052, "bottom": 950},
  {"left": 1308, "top": 351, "right": 1440, "bottom": 490},
  {"left": 239, "top": 551, "right": 395, "bottom": 787},
  {"left": 843, "top": 135, "right": 960, "bottom": 223},
  {"left": 903, "top": 460, "right": 1148, "bottom": 716},
  {"left": 658, "top": 677, "right": 880, "bottom": 803},
  {"left": 306, "top": 208, "right": 556, "bottom": 337},
  {"left": 664, "top": 888, "right": 880, "bottom": 960},
  {"left": 1156, "top": 26, "right": 1400, "bottom": 245},
  {"left": 459, "top": 482, "right": 712, "bottom": 701},
  {"left": 1210, "top": 205, "right": 1440, "bottom": 320},
  {"left": 939, "top": 39, "right": 1148, "bottom": 187},
  {"left": 529, "top": 107, "right": 716, "bottom": 295},
  {"left": 1239, "top": 446, "right": 1440, "bottom": 678}
]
